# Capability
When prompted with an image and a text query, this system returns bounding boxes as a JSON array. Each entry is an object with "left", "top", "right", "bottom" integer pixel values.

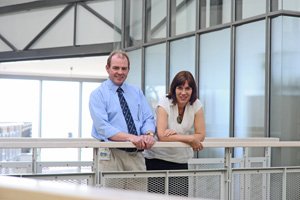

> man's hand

[
  {"left": 129, "top": 135, "right": 146, "bottom": 150},
  {"left": 142, "top": 135, "right": 156, "bottom": 149}
]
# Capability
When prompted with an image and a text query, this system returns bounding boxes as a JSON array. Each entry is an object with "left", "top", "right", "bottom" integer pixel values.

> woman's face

[{"left": 175, "top": 80, "right": 192, "bottom": 106}]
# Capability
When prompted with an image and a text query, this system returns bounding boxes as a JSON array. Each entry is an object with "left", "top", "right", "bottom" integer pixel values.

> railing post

[
  {"left": 165, "top": 171, "right": 169, "bottom": 195},
  {"left": 32, "top": 148, "right": 37, "bottom": 174},
  {"left": 224, "top": 147, "right": 232, "bottom": 200},
  {"left": 265, "top": 147, "right": 271, "bottom": 167},
  {"left": 93, "top": 147, "right": 101, "bottom": 187},
  {"left": 282, "top": 168, "right": 287, "bottom": 200}
]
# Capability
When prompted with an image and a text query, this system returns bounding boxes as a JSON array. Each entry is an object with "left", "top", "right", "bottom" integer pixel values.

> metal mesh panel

[
  {"left": 0, "top": 167, "right": 28, "bottom": 174},
  {"left": 233, "top": 173, "right": 243, "bottom": 200},
  {"left": 148, "top": 177, "right": 165, "bottom": 194},
  {"left": 48, "top": 179, "right": 88, "bottom": 185},
  {"left": 233, "top": 171, "right": 284, "bottom": 200},
  {"left": 103, "top": 177, "right": 148, "bottom": 192},
  {"left": 21, "top": 174, "right": 94, "bottom": 186},
  {"left": 232, "top": 162, "right": 241, "bottom": 169},
  {"left": 169, "top": 176, "right": 189, "bottom": 197},
  {"left": 250, "top": 174, "right": 264, "bottom": 200},
  {"left": 250, "top": 162, "right": 264, "bottom": 168},
  {"left": 233, "top": 173, "right": 268, "bottom": 200},
  {"left": 189, "top": 175, "right": 221, "bottom": 199},
  {"left": 189, "top": 163, "right": 225, "bottom": 170},
  {"left": 287, "top": 172, "right": 300, "bottom": 200},
  {"left": 103, "top": 173, "right": 222, "bottom": 199},
  {"left": 41, "top": 166, "right": 92, "bottom": 173},
  {"left": 269, "top": 173, "right": 282, "bottom": 200}
]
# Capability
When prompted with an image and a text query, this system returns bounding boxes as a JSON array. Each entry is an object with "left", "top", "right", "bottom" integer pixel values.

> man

[{"left": 89, "top": 50, "right": 156, "bottom": 175}]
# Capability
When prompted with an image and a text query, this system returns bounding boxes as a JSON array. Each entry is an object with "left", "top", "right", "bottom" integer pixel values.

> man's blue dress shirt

[{"left": 89, "top": 78, "right": 155, "bottom": 141}]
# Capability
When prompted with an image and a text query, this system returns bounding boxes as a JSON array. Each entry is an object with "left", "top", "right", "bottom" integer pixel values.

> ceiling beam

[
  {"left": 0, "top": 42, "right": 117, "bottom": 62},
  {"left": 0, "top": 0, "right": 96, "bottom": 14}
]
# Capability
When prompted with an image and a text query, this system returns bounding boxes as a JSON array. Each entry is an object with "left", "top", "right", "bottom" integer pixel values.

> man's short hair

[{"left": 106, "top": 50, "right": 130, "bottom": 68}]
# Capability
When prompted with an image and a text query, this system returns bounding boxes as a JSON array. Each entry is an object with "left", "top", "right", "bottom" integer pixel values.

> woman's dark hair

[{"left": 166, "top": 71, "right": 198, "bottom": 105}]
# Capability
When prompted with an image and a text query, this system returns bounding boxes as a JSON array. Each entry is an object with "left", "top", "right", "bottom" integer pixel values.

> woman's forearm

[{"left": 158, "top": 134, "right": 194, "bottom": 143}]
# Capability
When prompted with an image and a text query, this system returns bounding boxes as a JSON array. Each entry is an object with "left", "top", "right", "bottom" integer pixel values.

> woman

[{"left": 144, "top": 71, "right": 205, "bottom": 196}]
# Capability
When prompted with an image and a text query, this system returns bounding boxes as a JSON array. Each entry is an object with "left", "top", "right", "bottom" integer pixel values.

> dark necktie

[{"left": 117, "top": 87, "right": 137, "bottom": 135}]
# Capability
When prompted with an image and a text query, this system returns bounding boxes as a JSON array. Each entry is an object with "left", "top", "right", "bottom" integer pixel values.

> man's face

[{"left": 106, "top": 54, "right": 129, "bottom": 86}]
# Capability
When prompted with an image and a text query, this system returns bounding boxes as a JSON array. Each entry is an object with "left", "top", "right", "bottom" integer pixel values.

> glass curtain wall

[
  {"left": 282, "top": 0, "right": 300, "bottom": 11},
  {"left": 271, "top": 16, "right": 300, "bottom": 167},
  {"left": 145, "top": 43, "right": 166, "bottom": 116},
  {"left": 0, "top": 78, "right": 100, "bottom": 162},
  {"left": 81, "top": 82, "right": 100, "bottom": 161},
  {"left": 124, "top": 0, "right": 143, "bottom": 47},
  {"left": 41, "top": 81, "right": 80, "bottom": 139},
  {"left": 40, "top": 80, "right": 98, "bottom": 161},
  {"left": 145, "top": 0, "right": 167, "bottom": 42},
  {"left": 0, "top": 79, "right": 40, "bottom": 138},
  {"left": 77, "top": 0, "right": 121, "bottom": 45},
  {"left": 170, "top": 37, "right": 196, "bottom": 81},
  {"left": 198, "top": 28, "right": 231, "bottom": 158},
  {"left": 272, "top": 0, "right": 300, "bottom": 11},
  {"left": 200, "top": 0, "right": 231, "bottom": 29},
  {"left": 234, "top": 20, "right": 266, "bottom": 157},
  {"left": 235, "top": 0, "right": 266, "bottom": 20},
  {"left": 86, "top": 0, "right": 300, "bottom": 166},
  {"left": 170, "top": 0, "right": 196, "bottom": 36},
  {"left": 127, "top": 49, "right": 142, "bottom": 88}
]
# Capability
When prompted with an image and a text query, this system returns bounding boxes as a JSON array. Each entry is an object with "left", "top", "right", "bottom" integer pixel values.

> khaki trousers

[{"left": 100, "top": 149, "right": 147, "bottom": 191}]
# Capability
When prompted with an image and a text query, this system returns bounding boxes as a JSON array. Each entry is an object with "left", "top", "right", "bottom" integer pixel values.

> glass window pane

[
  {"left": 40, "top": 81, "right": 80, "bottom": 161},
  {"left": 145, "top": 44, "right": 166, "bottom": 115},
  {"left": 235, "top": 20, "right": 266, "bottom": 157},
  {"left": 235, "top": 0, "right": 266, "bottom": 21},
  {"left": 81, "top": 82, "right": 101, "bottom": 138},
  {"left": 170, "top": 36, "right": 195, "bottom": 81},
  {"left": 0, "top": 6, "right": 65, "bottom": 50},
  {"left": 0, "top": 79, "right": 40, "bottom": 138},
  {"left": 41, "top": 81, "right": 79, "bottom": 138},
  {"left": 76, "top": 1, "right": 120, "bottom": 45},
  {"left": 283, "top": 0, "right": 300, "bottom": 11},
  {"left": 198, "top": 28, "right": 231, "bottom": 158},
  {"left": 81, "top": 82, "right": 100, "bottom": 161},
  {"left": 32, "top": 7, "right": 74, "bottom": 49},
  {"left": 146, "top": 0, "right": 167, "bottom": 42},
  {"left": 271, "top": 16, "right": 300, "bottom": 166},
  {"left": 200, "top": 0, "right": 231, "bottom": 29},
  {"left": 171, "top": 0, "right": 196, "bottom": 36},
  {"left": 127, "top": 49, "right": 142, "bottom": 88},
  {"left": 125, "top": 0, "right": 143, "bottom": 47}
]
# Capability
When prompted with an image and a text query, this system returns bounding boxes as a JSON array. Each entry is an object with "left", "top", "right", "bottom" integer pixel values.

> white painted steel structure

[
  {"left": 0, "top": 175, "right": 191, "bottom": 200},
  {"left": 2, "top": 137, "right": 300, "bottom": 200}
]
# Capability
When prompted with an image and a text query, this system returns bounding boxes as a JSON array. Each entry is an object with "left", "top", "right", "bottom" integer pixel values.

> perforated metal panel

[
  {"left": 40, "top": 166, "right": 92, "bottom": 174},
  {"left": 189, "top": 163, "right": 225, "bottom": 170},
  {"left": 232, "top": 170, "right": 288, "bottom": 200},
  {"left": 269, "top": 173, "right": 282, "bottom": 200},
  {"left": 233, "top": 173, "right": 269, "bottom": 200},
  {"left": 49, "top": 179, "right": 89, "bottom": 185},
  {"left": 102, "top": 171, "right": 224, "bottom": 199},
  {"left": 0, "top": 167, "right": 29, "bottom": 174},
  {"left": 103, "top": 177, "right": 148, "bottom": 192},
  {"left": 14, "top": 173, "right": 94, "bottom": 186},
  {"left": 286, "top": 172, "right": 300, "bottom": 200},
  {"left": 0, "top": 162, "right": 32, "bottom": 174},
  {"left": 188, "top": 175, "right": 221, "bottom": 199}
]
